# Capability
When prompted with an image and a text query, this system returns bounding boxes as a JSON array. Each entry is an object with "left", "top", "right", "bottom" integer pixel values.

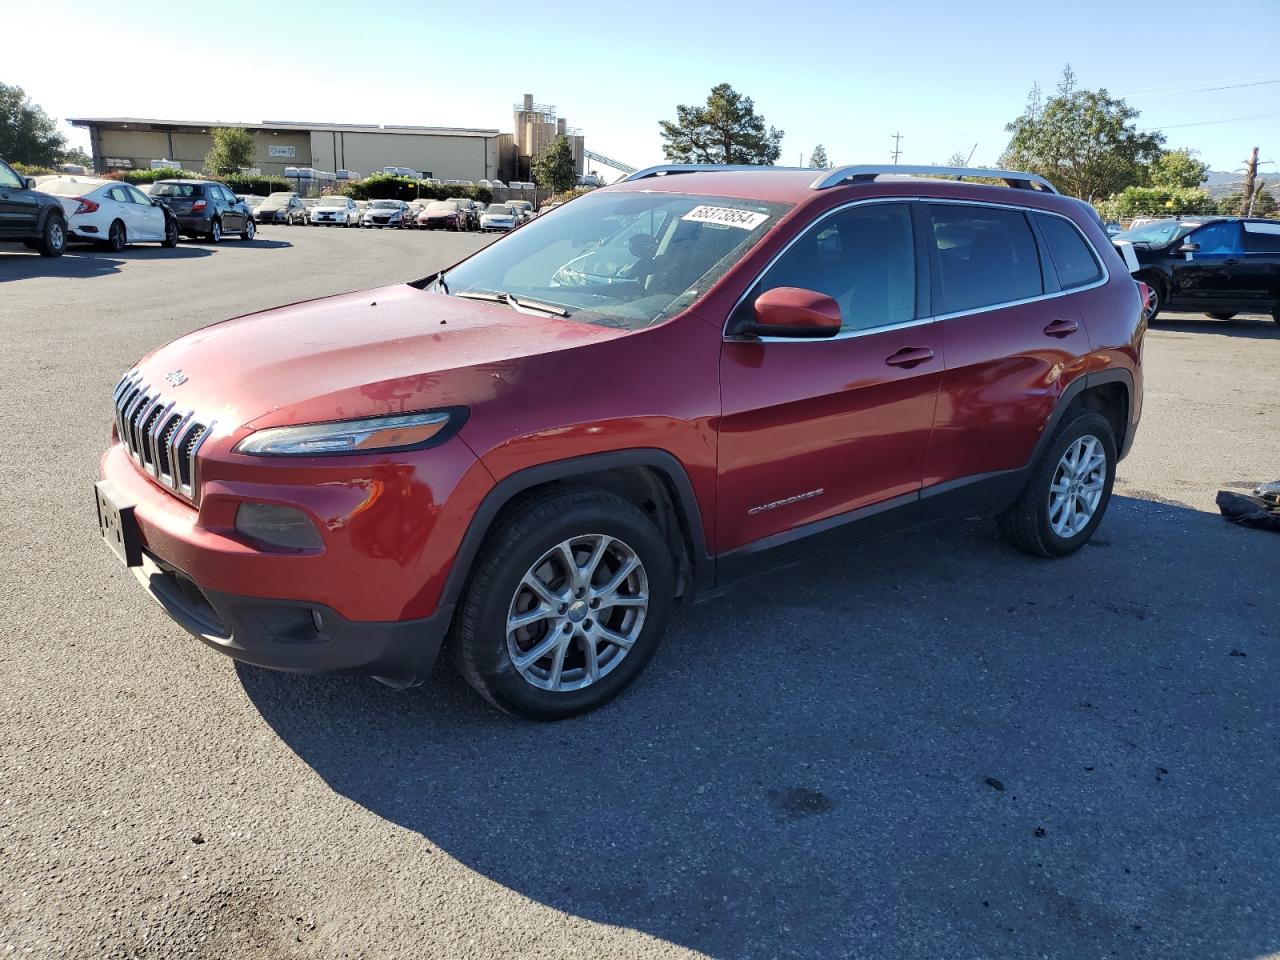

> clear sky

[{"left": 9, "top": 0, "right": 1279, "bottom": 178}]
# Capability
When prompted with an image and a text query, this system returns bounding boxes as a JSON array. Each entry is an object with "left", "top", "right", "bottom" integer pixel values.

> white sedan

[
  {"left": 309, "top": 196, "right": 360, "bottom": 227},
  {"left": 36, "top": 177, "right": 178, "bottom": 250}
]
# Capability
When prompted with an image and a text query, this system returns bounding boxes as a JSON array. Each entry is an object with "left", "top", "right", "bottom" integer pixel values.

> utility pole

[
  {"left": 1240, "top": 146, "right": 1259, "bottom": 217},
  {"left": 890, "top": 132, "right": 904, "bottom": 165}
]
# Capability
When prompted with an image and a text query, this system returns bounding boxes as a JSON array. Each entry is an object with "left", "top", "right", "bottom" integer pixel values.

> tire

[
  {"left": 36, "top": 214, "right": 67, "bottom": 257},
  {"left": 1140, "top": 275, "right": 1163, "bottom": 322},
  {"left": 1206, "top": 311, "right": 1236, "bottom": 321},
  {"left": 104, "top": 219, "right": 126, "bottom": 253},
  {"left": 1273, "top": 308, "right": 1279, "bottom": 327},
  {"left": 208, "top": 219, "right": 222, "bottom": 244},
  {"left": 451, "top": 486, "right": 675, "bottom": 720},
  {"left": 241, "top": 218, "right": 255, "bottom": 241},
  {"left": 161, "top": 218, "right": 178, "bottom": 248},
  {"left": 997, "top": 411, "right": 1117, "bottom": 558}
]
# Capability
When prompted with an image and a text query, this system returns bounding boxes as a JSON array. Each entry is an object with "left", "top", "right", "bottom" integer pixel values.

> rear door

[
  {"left": 717, "top": 200, "right": 942, "bottom": 552},
  {"left": 1169, "top": 220, "right": 1244, "bottom": 306},
  {"left": 0, "top": 161, "right": 39, "bottom": 237},
  {"left": 1239, "top": 221, "right": 1280, "bottom": 308},
  {"left": 106, "top": 186, "right": 144, "bottom": 238},
  {"left": 923, "top": 201, "right": 1093, "bottom": 489}
]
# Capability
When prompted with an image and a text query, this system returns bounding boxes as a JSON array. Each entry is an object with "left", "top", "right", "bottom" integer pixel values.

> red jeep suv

[{"left": 96, "top": 164, "right": 1144, "bottom": 719}]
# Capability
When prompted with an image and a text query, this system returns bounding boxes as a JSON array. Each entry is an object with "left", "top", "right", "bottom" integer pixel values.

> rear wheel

[
  {"left": 36, "top": 214, "right": 67, "bottom": 257},
  {"left": 161, "top": 218, "right": 178, "bottom": 248},
  {"left": 104, "top": 219, "right": 126, "bottom": 253},
  {"left": 208, "top": 219, "right": 222, "bottom": 243},
  {"left": 997, "top": 411, "right": 1117, "bottom": 558},
  {"left": 1206, "top": 311, "right": 1237, "bottom": 321},
  {"left": 451, "top": 487, "right": 675, "bottom": 720}
]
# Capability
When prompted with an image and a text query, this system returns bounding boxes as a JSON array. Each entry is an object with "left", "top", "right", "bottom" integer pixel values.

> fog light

[{"left": 234, "top": 503, "right": 323, "bottom": 550}]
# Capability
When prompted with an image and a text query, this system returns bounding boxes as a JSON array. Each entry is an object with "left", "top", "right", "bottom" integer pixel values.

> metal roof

[{"left": 68, "top": 117, "right": 500, "bottom": 138}]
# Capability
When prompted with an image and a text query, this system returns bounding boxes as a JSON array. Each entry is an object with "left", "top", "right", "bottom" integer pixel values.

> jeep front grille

[{"left": 112, "top": 370, "right": 215, "bottom": 504}]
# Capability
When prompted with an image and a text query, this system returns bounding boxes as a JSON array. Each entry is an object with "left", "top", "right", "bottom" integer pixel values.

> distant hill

[{"left": 1202, "top": 169, "right": 1245, "bottom": 198}]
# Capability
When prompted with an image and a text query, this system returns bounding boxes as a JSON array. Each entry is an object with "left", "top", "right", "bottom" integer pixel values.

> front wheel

[
  {"left": 161, "top": 219, "right": 178, "bottom": 248},
  {"left": 1140, "top": 276, "right": 1164, "bottom": 322},
  {"left": 451, "top": 487, "right": 675, "bottom": 720},
  {"left": 997, "top": 411, "right": 1117, "bottom": 558},
  {"left": 241, "top": 218, "right": 255, "bottom": 241},
  {"left": 1206, "top": 311, "right": 1236, "bottom": 321},
  {"left": 37, "top": 214, "right": 67, "bottom": 257}
]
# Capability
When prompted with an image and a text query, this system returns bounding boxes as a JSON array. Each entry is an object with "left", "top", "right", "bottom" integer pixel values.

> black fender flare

[
  {"left": 1027, "top": 368, "right": 1136, "bottom": 470},
  {"left": 440, "top": 448, "right": 713, "bottom": 608}
]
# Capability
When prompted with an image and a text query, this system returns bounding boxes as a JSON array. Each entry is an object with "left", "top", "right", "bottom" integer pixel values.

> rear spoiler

[{"left": 1112, "top": 239, "right": 1140, "bottom": 274}]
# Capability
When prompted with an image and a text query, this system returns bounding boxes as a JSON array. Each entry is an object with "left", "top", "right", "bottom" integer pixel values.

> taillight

[
  {"left": 73, "top": 198, "right": 99, "bottom": 215},
  {"left": 192, "top": 200, "right": 207, "bottom": 213}
]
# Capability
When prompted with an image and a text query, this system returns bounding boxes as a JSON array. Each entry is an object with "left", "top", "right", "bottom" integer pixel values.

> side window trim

[{"left": 1025, "top": 212, "right": 1063, "bottom": 295}]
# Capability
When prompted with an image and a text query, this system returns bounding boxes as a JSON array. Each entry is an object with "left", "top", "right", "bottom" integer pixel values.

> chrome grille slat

[{"left": 110, "top": 370, "right": 213, "bottom": 505}]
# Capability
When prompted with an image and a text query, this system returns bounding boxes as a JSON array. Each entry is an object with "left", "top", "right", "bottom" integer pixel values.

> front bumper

[{"left": 134, "top": 550, "right": 450, "bottom": 686}]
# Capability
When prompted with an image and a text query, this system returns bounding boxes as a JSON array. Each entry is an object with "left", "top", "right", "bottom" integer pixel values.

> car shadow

[
  {"left": 178, "top": 238, "right": 292, "bottom": 250},
  {"left": 238, "top": 495, "right": 1280, "bottom": 959},
  {"left": 1155, "top": 314, "right": 1278, "bottom": 339}
]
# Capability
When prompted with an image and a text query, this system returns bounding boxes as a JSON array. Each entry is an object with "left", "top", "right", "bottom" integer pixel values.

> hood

[{"left": 132, "top": 284, "right": 629, "bottom": 433}]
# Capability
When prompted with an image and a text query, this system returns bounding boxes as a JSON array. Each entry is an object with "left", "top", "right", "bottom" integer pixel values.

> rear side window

[
  {"left": 1242, "top": 223, "right": 1280, "bottom": 253},
  {"left": 751, "top": 202, "right": 916, "bottom": 333},
  {"left": 1035, "top": 213, "right": 1102, "bottom": 289},
  {"left": 929, "top": 204, "right": 1042, "bottom": 313}
]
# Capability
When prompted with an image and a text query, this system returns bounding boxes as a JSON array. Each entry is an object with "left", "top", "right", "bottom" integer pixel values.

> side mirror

[
  {"left": 1176, "top": 241, "right": 1200, "bottom": 255},
  {"left": 24, "top": 177, "right": 36, "bottom": 190},
  {"left": 745, "top": 287, "right": 842, "bottom": 338}
]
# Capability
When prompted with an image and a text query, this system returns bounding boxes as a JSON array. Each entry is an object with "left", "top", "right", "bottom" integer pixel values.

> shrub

[
  {"left": 120, "top": 167, "right": 198, "bottom": 184},
  {"left": 10, "top": 161, "right": 58, "bottom": 177},
  {"left": 342, "top": 174, "right": 495, "bottom": 205},
  {"left": 224, "top": 173, "right": 292, "bottom": 196}
]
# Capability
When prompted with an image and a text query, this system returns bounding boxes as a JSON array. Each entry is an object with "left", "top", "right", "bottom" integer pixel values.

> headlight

[{"left": 235, "top": 409, "right": 465, "bottom": 456}]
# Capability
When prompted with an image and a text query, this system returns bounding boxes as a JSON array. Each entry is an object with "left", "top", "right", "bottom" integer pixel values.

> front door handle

[
  {"left": 885, "top": 347, "right": 934, "bottom": 368},
  {"left": 1043, "top": 318, "right": 1079, "bottom": 338}
]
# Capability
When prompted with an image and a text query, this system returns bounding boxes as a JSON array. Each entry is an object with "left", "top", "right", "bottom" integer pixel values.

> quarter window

[
  {"left": 1243, "top": 223, "right": 1280, "bottom": 253},
  {"left": 750, "top": 202, "right": 916, "bottom": 333},
  {"left": 929, "top": 204, "right": 1042, "bottom": 313},
  {"left": 1034, "top": 213, "right": 1102, "bottom": 289}
]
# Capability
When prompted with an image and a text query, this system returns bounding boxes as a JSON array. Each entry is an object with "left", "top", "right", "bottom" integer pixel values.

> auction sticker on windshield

[{"left": 681, "top": 205, "right": 770, "bottom": 231}]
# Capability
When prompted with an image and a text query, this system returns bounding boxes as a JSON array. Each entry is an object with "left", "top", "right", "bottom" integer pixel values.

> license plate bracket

[{"left": 95, "top": 480, "right": 142, "bottom": 567}]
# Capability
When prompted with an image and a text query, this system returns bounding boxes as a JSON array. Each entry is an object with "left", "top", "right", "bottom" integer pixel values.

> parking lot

[{"left": 2, "top": 227, "right": 1278, "bottom": 959}]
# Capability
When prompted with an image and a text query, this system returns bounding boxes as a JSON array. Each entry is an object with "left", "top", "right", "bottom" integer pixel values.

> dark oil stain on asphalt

[{"left": 768, "top": 787, "right": 834, "bottom": 820}]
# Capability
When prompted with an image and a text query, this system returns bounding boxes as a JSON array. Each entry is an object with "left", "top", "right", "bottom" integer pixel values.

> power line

[
  {"left": 1122, "top": 76, "right": 1280, "bottom": 98},
  {"left": 1143, "top": 109, "right": 1280, "bottom": 131}
]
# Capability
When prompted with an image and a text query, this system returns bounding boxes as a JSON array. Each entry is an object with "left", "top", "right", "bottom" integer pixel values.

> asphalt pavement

[{"left": 1, "top": 227, "right": 1278, "bottom": 960}]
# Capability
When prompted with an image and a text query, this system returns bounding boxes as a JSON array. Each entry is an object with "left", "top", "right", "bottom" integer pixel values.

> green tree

[
  {"left": 531, "top": 135, "right": 577, "bottom": 194},
  {"left": 60, "top": 146, "right": 92, "bottom": 168},
  {"left": 1001, "top": 66, "right": 1164, "bottom": 202},
  {"left": 0, "top": 83, "right": 67, "bottom": 167},
  {"left": 1146, "top": 149, "right": 1208, "bottom": 189},
  {"left": 1218, "top": 187, "right": 1276, "bottom": 217},
  {"left": 946, "top": 151, "right": 970, "bottom": 167},
  {"left": 808, "top": 144, "right": 829, "bottom": 168},
  {"left": 1096, "top": 185, "right": 1216, "bottom": 220},
  {"left": 659, "top": 83, "right": 783, "bottom": 165},
  {"left": 204, "top": 127, "right": 256, "bottom": 176}
]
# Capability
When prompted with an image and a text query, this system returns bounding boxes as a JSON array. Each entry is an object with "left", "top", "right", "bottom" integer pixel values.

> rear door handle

[
  {"left": 1223, "top": 259, "right": 1240, "bottom": 266},
  {"left": 885, "top": 347, "right": 935, "bottom": 368},
  {"left": 1043, "top": 318, "right": 1079, "bottom": 338}
]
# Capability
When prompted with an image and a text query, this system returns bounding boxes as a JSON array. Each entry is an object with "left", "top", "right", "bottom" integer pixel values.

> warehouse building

[{"left": 69, "top": 95, "right": 586, "bottom": 184}]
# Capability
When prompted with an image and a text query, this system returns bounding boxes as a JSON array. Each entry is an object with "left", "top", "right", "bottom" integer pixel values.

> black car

[
  {"left": 1120, "top": 217, "right": 1280, "bottom": 324},
  {"left": 0, "top": 158, "right": 68, "bottom": 256},
  {"left": 151, "top": 179, "right": 255, "bottom": 242}
]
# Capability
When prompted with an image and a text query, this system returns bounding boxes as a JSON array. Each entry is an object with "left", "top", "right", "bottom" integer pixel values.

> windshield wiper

[{"left": 453, "top": 290, "right": 569, "bottom": 317}]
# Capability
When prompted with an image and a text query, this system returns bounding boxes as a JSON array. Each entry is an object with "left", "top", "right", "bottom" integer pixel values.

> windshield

[
  {"left": 1116, "top": 219, "right": 1192, "bottom": 246},
  {"left": 152, "top": 182, "right": 201, "bottom": 197},
  {"left": 371, "top": 200, "right": 400, "bottom": 209},
  {"left": 428, "top": 201, "right": 459, "bottom": 211},
  {"left": 485, "top": 204, "right": 513, "bottom": 214},
  {"left": 437, "top": 190, "right": 789, "bottom": 330},
  {"left": 317, "top": 197, "right": 347, "bottom": 206}
]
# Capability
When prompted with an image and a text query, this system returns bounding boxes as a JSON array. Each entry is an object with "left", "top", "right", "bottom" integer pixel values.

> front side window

[
  {"left": 1188, "top": 221, "right": 1240, "bottom": 255},
  {"left": 437, "top": 190, "right": 789, "bottom": 329},
  {"left": 930, "top": 204, "right": 1043, "bottom": 313},
  {"left": 1035, "top": 213, "right": 1102, "bottom": 289},
  {"left": 0, "top": 161, "right": 22, "bottom": 189},
  {"left": 747, "top": 202, "right": 916, "bottom": 333}
]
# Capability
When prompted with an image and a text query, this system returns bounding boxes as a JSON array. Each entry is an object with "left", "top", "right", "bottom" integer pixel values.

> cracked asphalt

[{"left": 1, "top": 228, "right": 1278, "bottom": 959}]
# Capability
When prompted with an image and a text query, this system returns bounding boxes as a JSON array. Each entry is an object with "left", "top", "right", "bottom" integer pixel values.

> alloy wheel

[
  {"left": 1048, "top": 435, "right": 1106, "bottom": 538},
  {"left": 1143, "top": 283, "right": 1159, "bottom": 321},
  {"left": 49, "top": 219, "right": 65, "bottom": 252},
  {"left": 506, "top": 534, "right": 649, "bottom": 693}
]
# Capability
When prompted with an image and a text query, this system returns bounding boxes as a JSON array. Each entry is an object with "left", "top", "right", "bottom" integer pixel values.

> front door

[
  {"left": 0, "top": 161, "right": 39, "bottom": 238},
  {"left": 717, "top": 200, "right": 942, "bottom": 553}
]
